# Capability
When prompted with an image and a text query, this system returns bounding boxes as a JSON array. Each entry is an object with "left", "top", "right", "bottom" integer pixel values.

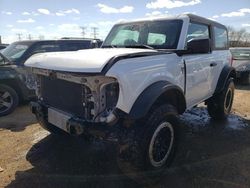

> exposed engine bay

[{"left": 32, "top": 68, "right": 119, "bottom": 123}]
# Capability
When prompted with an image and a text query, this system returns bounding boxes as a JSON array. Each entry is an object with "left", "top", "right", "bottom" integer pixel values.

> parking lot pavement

[{"left": 0, "top": 85, "right": 250, "bottom": 188}]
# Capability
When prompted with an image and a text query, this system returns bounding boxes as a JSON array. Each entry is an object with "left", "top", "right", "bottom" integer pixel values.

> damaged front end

[{"left": 30, "top": 68, "right": 122, "bottom": 137}]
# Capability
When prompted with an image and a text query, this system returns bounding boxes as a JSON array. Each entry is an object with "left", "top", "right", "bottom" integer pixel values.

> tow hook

[{"left": 66, "top": 119, "right": 84, "bottom": 135}]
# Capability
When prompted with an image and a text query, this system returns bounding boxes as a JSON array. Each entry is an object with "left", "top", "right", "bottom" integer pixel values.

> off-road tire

[
  {"left": 0, "top": 84, "right": 19, "bottom": 116},
  {"left": 117, "top": 104, "right": 179, "bottom": 184},
  {"left": 207, "top": 79, "right": 235, "bottom": 120}
]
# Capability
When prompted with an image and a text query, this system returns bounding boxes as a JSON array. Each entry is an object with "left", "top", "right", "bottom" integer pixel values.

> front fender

[{"left": 129, "top": 81, "right": 186, "bottom": 119}]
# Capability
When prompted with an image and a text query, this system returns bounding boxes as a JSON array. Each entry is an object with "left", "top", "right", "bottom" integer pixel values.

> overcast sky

[{"left": 0, "top": 0, "right": 250, "bottom": 43}]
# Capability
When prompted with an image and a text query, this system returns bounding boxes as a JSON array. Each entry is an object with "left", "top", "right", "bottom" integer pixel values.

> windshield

[
  {"left": 1, "top": 42, "right": 31, "bottom": 63},
  {"left": 102, "top": 20, "right": 183, "bottom": 50},
  {"left": 231, "top": 49, "right": 250, "bottom": 60}
]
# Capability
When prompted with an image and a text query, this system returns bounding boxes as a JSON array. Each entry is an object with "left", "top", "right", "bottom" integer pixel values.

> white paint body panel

[
  {"left": 184, "top": 50, "right": 230, "bottom": 107},
  {"left": 25, "top": 48, "right": 156, "bottom": 72},
  {"left": 106, "top": 54, "right": 184, "bottom": 113}
]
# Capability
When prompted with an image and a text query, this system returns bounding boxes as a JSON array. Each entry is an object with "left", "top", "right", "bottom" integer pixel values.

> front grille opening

[{"left": 40, "top": 76, "right": 87, "bottom": 118}]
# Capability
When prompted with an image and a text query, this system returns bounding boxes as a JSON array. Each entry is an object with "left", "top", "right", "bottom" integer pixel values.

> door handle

[{"left": 210, "top": 62, "right": 217, "bottom": 67}]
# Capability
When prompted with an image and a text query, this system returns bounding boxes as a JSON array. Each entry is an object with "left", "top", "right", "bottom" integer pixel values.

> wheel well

[
  {"left": 153, "top": 89, "right": 186, "bottom": 114},
  {"left": 128, "top": 81, "right": 186, "bottom": 119},
  {"left": 215, "top": 66, "right": 236, "bottom": 94},
  {"left": 0, "top": 79, "right": 24, "bottom": 101}
]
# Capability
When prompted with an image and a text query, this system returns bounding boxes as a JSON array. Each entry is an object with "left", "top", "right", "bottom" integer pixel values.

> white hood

[{"left": 25, "top": 48, "right": 156, "bottom": 73}]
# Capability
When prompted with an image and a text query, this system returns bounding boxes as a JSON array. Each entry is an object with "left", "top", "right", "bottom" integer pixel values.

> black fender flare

[
  {"left": 214, "top": 65, "right": 236, "bottom": 94},
  {"left": 128, "top": 81, "right": 186, "bottom": 119}
]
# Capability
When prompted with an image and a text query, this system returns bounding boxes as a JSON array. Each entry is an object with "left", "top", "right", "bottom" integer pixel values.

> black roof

[{"left": 186, "top": 14, "right": 227, "bottom": 29}]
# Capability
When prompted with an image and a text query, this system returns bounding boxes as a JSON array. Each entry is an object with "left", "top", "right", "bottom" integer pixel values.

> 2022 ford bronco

[{"left": 25, "top": 14, "right": 236, "bottom": 175}]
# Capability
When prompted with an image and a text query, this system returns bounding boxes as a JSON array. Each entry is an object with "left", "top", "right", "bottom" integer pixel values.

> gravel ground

[{"left": 0, "top": 85, "right": 250, "bottom": 188}]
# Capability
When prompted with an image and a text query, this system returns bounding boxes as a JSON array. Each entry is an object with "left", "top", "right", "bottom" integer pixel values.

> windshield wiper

[
  {"left": 102, "top": 44, "right": 156, "bottom": 50},
  {"left": 124, "top": 44, "right": 155, "bottom": 49},
  {"left": 102, "top": 45, "right": 118, "bottom": 48}
]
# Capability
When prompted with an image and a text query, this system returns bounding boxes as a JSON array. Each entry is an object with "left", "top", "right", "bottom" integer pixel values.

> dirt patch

[{"left": 0, "top": 86, "right": 250, "bottom": 188}]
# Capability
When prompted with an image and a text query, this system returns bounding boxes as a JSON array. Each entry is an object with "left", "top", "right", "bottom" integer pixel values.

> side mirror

[
  {"left": 187, "top": 38, "right": 211, "bottom": 54},
  {"left": 90, "top": 40, "right": 98, "bottom": 48}
]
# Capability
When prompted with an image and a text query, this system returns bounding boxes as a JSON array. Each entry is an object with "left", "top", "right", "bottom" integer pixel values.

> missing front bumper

[{"left": 30, "top": 101, "right": 120, "bottom": 141}]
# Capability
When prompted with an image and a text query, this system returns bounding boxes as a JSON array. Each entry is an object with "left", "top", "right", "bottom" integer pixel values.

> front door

[{"left": 184, "top": 22, "right": 213, "bottom": 107}]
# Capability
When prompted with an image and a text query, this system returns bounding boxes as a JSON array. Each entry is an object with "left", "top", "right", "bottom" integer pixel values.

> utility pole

[
  {"left": 80, "top": 26, "right": 86, "bottom": 38},
  {"left": 0, "top": 36, "right": 2, "bottom": 44},
  {"left": 91, "top": 27, "right": 99, "bottom": 39},
  {"left": 27, "top": 34, "right": 32, "bottom": 40},
  {"left": 16, "top": 33, "right": 22, "bottom": 41}
]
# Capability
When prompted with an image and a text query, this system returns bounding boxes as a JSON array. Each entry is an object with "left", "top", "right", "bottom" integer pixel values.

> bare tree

[{"left": 227, "top": 26, "right": 250, "bottom": 47}]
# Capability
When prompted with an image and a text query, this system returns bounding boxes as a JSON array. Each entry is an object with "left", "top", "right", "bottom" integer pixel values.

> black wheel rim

[
  {"left": 0, "top": 90, "right": 13, "bottom": 113},
  {"left": 149, "top": 122, "right": 174, "bottom": 168}
]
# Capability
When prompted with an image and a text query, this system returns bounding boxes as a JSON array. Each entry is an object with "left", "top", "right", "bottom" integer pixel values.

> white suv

[{"left": 26, "top": 14, "right": 235, "bottom": 176}]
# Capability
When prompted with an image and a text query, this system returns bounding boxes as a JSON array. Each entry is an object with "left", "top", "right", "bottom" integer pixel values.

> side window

[
  {"left": 214, "top": 27, "right": 228, "bottom": 49},
  {"left": 186, "top": 23, "right": 209, "bottom": 42},
  {"left": 147, "top": 33, "right": 166, "bottom": 45}
]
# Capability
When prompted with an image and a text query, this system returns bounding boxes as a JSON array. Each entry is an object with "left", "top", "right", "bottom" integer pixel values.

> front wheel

[
  {"left": 0, "top": 84, "right": 19, "bottom": 116},
  {"left": 117, "top": 104, "right": 178, "bottom": 183},
  {"left": 207, "top": 79, "right": 235, "bottom": 120}
]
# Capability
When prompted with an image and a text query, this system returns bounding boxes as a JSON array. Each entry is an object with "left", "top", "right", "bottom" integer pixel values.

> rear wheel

[
  {"left": 0, "top": 84, "right": 19, "bottom": 116},
  {"left": 207, "top": 79, "right": 234, "bottom": 120},
  {"left": 117, "top": 104, "right": 178, "bottom": 183}
]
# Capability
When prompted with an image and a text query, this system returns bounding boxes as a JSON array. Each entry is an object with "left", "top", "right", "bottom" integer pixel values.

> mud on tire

[
  {"left": 207, "top": 78, "right": 235, "bottom": 120},
  {"left": 117, "top": 104, "right": 179, "bottom": 184}
]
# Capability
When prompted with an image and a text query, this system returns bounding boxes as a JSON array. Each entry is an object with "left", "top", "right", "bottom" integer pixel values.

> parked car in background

[
  {"left": 0, "top": 38, "right": 101, "bottom": 116},
  {"left": 0, "top": 44, "right": 8, "bottom": 51},
  {"left": 230, "top": 47, "right": 250, "bottom": 84}
]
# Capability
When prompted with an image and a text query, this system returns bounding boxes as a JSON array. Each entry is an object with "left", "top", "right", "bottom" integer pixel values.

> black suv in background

[
  {"left": 230, "top": 47, "right": 250, "bottom": 85},
  {"left": 0, "top": 44, "right": 8, "bottom": 51},
  {"left": 0, "top": 39, "right": 102, "bottom": 116}
]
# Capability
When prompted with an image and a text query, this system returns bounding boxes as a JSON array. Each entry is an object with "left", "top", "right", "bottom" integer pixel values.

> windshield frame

[{"left": 102, "top": 19, "right": 183, "bottom": 50}]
